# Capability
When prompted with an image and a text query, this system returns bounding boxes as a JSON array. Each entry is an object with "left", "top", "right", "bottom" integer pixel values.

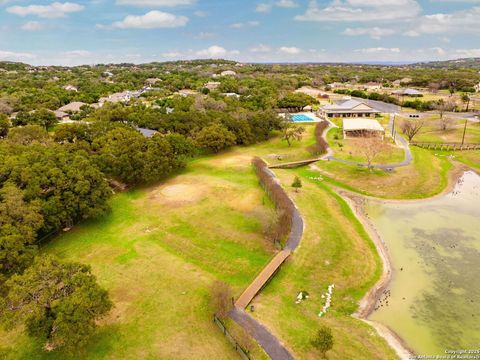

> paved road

[
  {"left": 230, "top": 160, "right": 304, "bottom": 360},
  {"left": 353, "top": 97, "right": 401, "bottom": 113},
  {"left": 326, "top": 114, "right": 413, "bottom": 170},
  {"left": 230, "top": 309, "right": 294, "bottom": 360}
]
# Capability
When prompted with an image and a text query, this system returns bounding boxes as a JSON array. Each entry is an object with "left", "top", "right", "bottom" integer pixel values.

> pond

[{"left": 366, "top": 171, "right": 480, "bottom": 355}]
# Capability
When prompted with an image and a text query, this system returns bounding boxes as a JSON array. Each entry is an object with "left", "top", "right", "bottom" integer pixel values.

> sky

[{"left": 0, "top": 0, "right": 479, "bottom": 65}]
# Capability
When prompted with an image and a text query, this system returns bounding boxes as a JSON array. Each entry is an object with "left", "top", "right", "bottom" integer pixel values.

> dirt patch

[
  {"left": 209, "top": 154, "right": 253, "bottom": 168},
  {"left": 148, "top": 182, "right": 208, "bottom": 207}
]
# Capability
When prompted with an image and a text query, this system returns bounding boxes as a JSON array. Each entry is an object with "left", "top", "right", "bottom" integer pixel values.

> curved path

[
  {"left": 325, "top": 114, "right": 413, "bottom": 170},
  {"left": 229, "top": 160, "right": 304, "bottom": 360}
]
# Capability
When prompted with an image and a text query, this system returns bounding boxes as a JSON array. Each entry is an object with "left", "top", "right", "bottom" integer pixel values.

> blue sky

[{"left": 0, "top": 0, "right": 479, "bottom": 65}]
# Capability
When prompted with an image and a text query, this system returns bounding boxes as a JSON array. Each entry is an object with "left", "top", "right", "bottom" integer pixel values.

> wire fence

[{"left": 213, "top": 314, "right": 250, "bottom": 360}]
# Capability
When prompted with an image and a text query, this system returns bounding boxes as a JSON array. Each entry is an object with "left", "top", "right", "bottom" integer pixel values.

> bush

[
  {"left": 311, "top": 325, "right": 334, "bottom": 358},
  {"left": 307, "top": 121, "right": 329, "bottom": 156},
  {"left": 252, "top": 157, "right": 295, "bottom": 245}
]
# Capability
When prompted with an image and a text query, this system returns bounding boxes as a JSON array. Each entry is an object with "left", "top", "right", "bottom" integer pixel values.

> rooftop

[{"left": 343, "top": 119, "right": 384, "bottom": 132}]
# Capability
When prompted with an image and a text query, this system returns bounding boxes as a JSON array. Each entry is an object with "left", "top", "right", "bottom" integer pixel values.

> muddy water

[{"left": 367, "top": 171, "right": 480, "bottom": 355}]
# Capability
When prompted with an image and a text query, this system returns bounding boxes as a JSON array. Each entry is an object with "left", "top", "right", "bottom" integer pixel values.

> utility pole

[{"left": 461, "top": 119, "right": 468, "bottom": 145}]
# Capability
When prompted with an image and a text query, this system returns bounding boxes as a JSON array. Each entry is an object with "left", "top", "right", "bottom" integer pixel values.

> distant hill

[
  {"left": 414, "top": 58, "right": 480, "bottom": 69},
  {"left": 0, "top": 61, "right": 29, "bottom": 71}
]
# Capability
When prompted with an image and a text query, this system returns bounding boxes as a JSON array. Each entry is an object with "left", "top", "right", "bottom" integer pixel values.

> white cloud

[
  {"left": 453, "top": 48, "right": 480, "bottom": 57},
  {"left": 231, "top": 21, "right": 259, "bottom": 28},
  {"left": 256, "top": 0, "right": 298, "bottom": 12},
  {"left": 21, "top": 21, "right": 45, "bottom": 31},
  {"left": 275, "top": 0, "right": 298, "bottom": 7},
  {"left": 410, "top": 7, "right": 480, "bottom": 35},
  {"left": 116, "top": 0, "right": 195, "bottom": 6},
  {"left": 196, "top": 45, "right": 227, "bottom": 57},
  {"left": 7, "top": 2, "right": 84, "bottom": 18},
  {"left": 249, "top": 44, "right": 271, "bottom": 52},
  {"left": 0, "top": 50, "right": 35, "bottom": 60},
  {"left": 430, "top": 47, "right": 446, "bottom": 56},
  {"left": 162, "top": 51, "right": 183, "bottom": 58},
  {"left": 354, "top": 47, "right": 401, "bottom": 54},
  {"left": 295, "top": 0, "right": 421, "bottom": 22},
  {"left": 64, "top": 50, "right": 92, "bottom": 57},
  {"left": 107, "top": 11, "right": 188, "bottom": 29},
  {"left": 256, "top": 3, "right": 272, "bottom": 12},
  {"left": 343, "top": 27, "right": 396, "bottom": 40},
  {"left": 279, "top": 46, "right": 301, "bottom": 54}
]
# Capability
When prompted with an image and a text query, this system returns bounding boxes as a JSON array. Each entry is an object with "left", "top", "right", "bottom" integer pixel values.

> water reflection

[{"left": 367, "top": 171, "right": 480, "bottom": 355}]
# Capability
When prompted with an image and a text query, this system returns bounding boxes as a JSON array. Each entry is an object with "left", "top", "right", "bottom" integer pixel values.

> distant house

[
  {"left": 327, "top": 82, "right": 347, "bottom": 89},
  {"left": 53, "top": 110, "right": 69, "bottom": 121},
  {"left": 295, "top": 86, "right": 329, "bottom": 99},
  {"left": 220, "top": 92, "right": 240, "bottom": 98},
  {"left": 475, "top": 83, "right": 480, "bottom": 92},
  {"left": 220, "top": 70, "right": 236, "bottom": 77},
  {"left": 205, "top": 81, "right": 221, "bottom": 90},
  {"left": 63, "top": 85, "right": 78, "bottom": 92},
  {"left": 99, "top": 90, "right": 141, "bottom": 105},
  {"left": 145, "top": 78, "right": 161, "bottom": 85},
  {"left": 175, "top": 89, "right": 198, "bottom": 97},
  {"left": 58, "top": 101, "right": 87, "bottom": 113},
  {"left": 137, "top": 128, "right": 157, "bottom": 138},
  {"left": 103, "top": 71, "right": 114, "bottom": 77},
  {"left": 343, "top": 119, "right": 384, "bottom": 139},
  {"left": 363, "top": 82, "right": 383, "bottom": 91},
  {"left": 320, "top": 99, "right": 381, "bottom": 118},
  {"left": 391, "top": 88, "right": 423, "bottom": 97}
]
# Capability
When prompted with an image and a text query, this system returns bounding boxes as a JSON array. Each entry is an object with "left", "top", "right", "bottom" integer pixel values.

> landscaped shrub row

[
  {"left": 252, "top": 157, "right": 295, "bottom": 246},
  {"left": 308, "top": 121, "right": 329, "bottom": 156}
]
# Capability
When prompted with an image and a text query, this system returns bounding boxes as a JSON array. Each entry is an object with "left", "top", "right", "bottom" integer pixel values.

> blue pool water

[{"left": 291, "top": 114, "right": 315, "bottom": 122}]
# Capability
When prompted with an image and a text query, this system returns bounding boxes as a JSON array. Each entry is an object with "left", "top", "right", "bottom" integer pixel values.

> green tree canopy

[
  {"left": 195, "top": 123, "right": 236, "bottom": 153},
  {"left": 1, "top": 256, "right": 112, "bottom": 351},
  {"left": 0, "top": 184, "right": 43, "bottom": 281}
]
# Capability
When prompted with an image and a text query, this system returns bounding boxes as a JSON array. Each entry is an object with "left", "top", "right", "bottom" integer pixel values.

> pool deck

[{"left": 288, "top": 112, "right": 324, "bottom": 123}]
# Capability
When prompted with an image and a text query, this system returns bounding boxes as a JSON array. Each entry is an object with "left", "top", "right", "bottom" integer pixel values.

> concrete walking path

[
  {"left": 230, "top": 159, "right": 304, "bottom": 360},
  {"left": 326, "top": 114, "right": 413, "bottom": 170}
]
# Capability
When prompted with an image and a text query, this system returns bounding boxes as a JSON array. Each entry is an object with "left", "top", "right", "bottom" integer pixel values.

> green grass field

[
  {"left": 2, "top": 119, "right": 476, "bottom": 359},
  {"left": 0, "top": 153, "right": 275, "bottom": 359},
  {"left": 249, "top": 168, "right": 398, "bottom": 359},
  {"left": 326, "top": 128, "right": 405, "bottom": 164}
]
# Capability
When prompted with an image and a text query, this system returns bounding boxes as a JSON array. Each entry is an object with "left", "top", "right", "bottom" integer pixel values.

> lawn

[
  {"left": 326, "top": 127, "right": 405, "bottom": 164},
  {"left": 251, "top": 124, "right": 318, "bottom": 165},
  {"left": 414, "top": 120, "right": 480, "bottom": 144},
  {"left": 248, "top": 168, "right": 399, "bottom": 359},
  {"left": 313, "top": 146, "right": 452, "bottom": 199},
  {"left": 0, "top": 153, "right": 275, "bottom": 359}
]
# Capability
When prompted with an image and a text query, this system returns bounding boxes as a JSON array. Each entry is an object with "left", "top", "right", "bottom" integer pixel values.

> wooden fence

[
  {"left": 213, "top": 314, "right": 250, "bottom": 360},
  {"left": 410, "top": 142, "right": 480, "bottom": 151}
]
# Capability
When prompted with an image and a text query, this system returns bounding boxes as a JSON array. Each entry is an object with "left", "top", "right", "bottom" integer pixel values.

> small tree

[
  {"left": 1, "top": 256, "right": 112, "bottom": 352},
  {"left": 210, "top": 280, "right": 233, "bottom": 319},
  {"left": 311, "top": 325, "right": 334, "bottom": 358},
  {"left": 0, "top": 114, "right": 9, "bottom": 138},
  {"left": 291, "top": 176, "right": 302, "bottom": 192},
  {"left": 400, "top": 118, "right": 425, "bottom": 142},
  {"left": 438, "top": 116, "right": 455, "bottom": 132},
  {"left": 281, "top": 121, "right": 305, "bottom": 146},
  {"left": 358, "top": 138, "right": 389, "bottom": 170},
  {"left": 462, "top": 94, "right": 471, "bottom": 112}
]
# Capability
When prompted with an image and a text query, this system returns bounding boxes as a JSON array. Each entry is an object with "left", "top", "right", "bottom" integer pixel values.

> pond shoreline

[{"left": 332, "top": 166, "right": 471, "bottom": 360}]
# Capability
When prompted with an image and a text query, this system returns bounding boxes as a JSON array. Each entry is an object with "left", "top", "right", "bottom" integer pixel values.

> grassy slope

[
  {"left": 0, "top": 154, "right": 274, "bottom": 360},
  {"left": 249, "top": 168, "right": 398, "bottom": 360},
  {"left": 313, "top": 146, "right": 452, "bottom": 199},
  {"left": 415, "top": 121, "right": 480, "bottom": 144},
  {"left": 327, "top": 128, "right": 405, "bottom": 164}
]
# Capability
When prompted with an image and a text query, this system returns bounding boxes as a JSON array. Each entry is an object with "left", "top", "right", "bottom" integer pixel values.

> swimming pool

[{"left": 291, "top": 114, "right": 315, "bottom": 122}]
